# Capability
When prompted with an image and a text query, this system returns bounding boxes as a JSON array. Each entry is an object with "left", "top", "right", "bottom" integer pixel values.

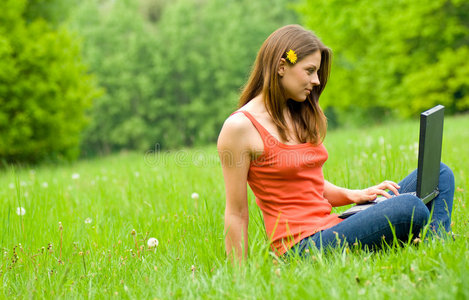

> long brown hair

[{"left": 239, "top": 24, "right": 331, "bottom": 145}]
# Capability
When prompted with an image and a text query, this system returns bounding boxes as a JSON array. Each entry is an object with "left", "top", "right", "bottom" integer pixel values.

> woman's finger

[
  {"left": 377, "top": 181, "right": 400, "bottom": 196},
  {"left": 372, "top": 188, "right": 392, "bottom": 199}
]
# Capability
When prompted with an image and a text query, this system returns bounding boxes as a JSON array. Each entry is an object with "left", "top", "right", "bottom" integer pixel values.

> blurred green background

[{"left": 1, "top": 0, "right": 468, "bottom": 164}]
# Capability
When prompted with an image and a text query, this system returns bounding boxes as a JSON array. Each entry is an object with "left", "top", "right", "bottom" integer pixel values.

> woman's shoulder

[{"left": 220, "top": 110, "right": 253, "bottom": 140}]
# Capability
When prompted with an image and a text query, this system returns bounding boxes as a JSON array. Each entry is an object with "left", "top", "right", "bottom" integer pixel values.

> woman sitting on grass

[{"left": 217, "top": 24, "right": 455, "bottom": 261}]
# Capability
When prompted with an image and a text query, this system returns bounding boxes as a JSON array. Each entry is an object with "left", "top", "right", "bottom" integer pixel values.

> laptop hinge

[{"left": 421, "top": 188, "right": 440, "bottom": 205}]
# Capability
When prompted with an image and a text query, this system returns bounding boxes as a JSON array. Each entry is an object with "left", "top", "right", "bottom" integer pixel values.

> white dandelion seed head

[
  {"left": 147, "top": 238, "right": 159, "bottom": 248},
  {"left": 378, "top": 136, "right": 385, "bottom": 146},
  {"left": 24, "top": 192, "right": 29, "bottom": 198},
  {"left": 134, "top": 172, "right": 140, "bottom": 177},
  {"left": 84, "top": 218, "right": 92, "bottom": 224},
  {"left": 16, "top": 207, "right": 26, "bottom": 216},
  {"left": 8, "top": 183, "right": 15, "bottom": 189},
  {"left": 191, "top": 193, "right": 199, "bottom": 200},
  {"left": 20, "top": 181, "right": 27, "bottom": 187},
  {"left": 72, "top": 173, "right": 80, "bottom": 180},
  {"left": 42, "top": 182, "right": 48, "bottom": 188}
]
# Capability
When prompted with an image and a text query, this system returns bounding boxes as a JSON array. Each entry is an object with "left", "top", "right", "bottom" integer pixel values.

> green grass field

[{"left": 2, "top": 115, "right": 469, "bottom": 299}]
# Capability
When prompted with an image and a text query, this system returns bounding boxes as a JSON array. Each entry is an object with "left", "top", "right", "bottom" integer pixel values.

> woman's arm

[
  {"left": 324, "top": 180, "right": 401, "bottom": 207},
  {"left": 217, "top": 114, "right": 252, "bottom": 264}
]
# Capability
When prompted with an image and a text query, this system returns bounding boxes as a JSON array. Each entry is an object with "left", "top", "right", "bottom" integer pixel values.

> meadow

[{"left": 1, "top": 115, "right": 468, "bottom": 299}]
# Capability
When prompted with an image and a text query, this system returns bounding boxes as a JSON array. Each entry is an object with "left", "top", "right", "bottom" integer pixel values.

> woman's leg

[
  {"left": 293, "top": 194, "right": 430, "bottom": 253},
  {"left": 292, "top": 163, "right": 454, "bottom": 255},
  {"left": 390, "top": 162, "right": 455, "bottom": 233}
]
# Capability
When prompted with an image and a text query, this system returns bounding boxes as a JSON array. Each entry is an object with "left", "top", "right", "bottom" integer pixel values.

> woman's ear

[{"left": 278, "top": 58, "right": 286, "bottom": 77}]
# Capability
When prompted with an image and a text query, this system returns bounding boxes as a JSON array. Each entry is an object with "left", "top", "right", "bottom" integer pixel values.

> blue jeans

[{"left": 290, "top": 163, "right": 455, "bottom": 255}]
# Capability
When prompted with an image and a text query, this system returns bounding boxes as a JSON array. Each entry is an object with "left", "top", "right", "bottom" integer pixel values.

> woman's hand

[{"left": 350, "top": 180, "right": 401, "bottom": 204}]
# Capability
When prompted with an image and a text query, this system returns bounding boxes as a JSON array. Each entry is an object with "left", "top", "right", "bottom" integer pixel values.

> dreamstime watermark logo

[
  {"left": 144, "top": 143, "right": 220, "bottom": 168},
  {"left": 143, "top": 143, "right": 326, "bottom": 168}
]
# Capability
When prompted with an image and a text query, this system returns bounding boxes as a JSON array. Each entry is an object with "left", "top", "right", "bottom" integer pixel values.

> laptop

[{"left": 338, "top": 105, "right": 444, "bottom": 219}]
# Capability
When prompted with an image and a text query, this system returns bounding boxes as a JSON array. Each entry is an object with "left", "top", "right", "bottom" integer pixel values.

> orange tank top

[{"left": 232, "top": 110, "right": 343, "bottom": 255}]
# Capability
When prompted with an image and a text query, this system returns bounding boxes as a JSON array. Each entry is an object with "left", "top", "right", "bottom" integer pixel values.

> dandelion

[
  {"left": 285, "top": 49, "right": 297, "bottom": 64},
  {"left": 20, "top": 181, "right": 27, "bottom": 187},
  {"left": 378, "top": 136, "right": 385, "bottom": 146},
  {"left": 147, "top": 238, "right": 159, "bottom": 248},
  {"left": 191, "top": 265, "right": 196, "bottom": 279},
  {"left": 191, "top": 193, "right": 199, "bottom": 200},
  {"left": 42, "top": 182, "right": 48, "bottom": 188},
  {"left": 72, "top": 173, "right": 80, "bottom": 180},
  {"left": 134, "top": 172, "right": 140, "bottom": 177},
  {"left": 16, "top": 207, "right": 26, "bottom": 216},
  {"left": 8, "top": 183, "right": 15, "bottom": 189},
  {"left": 131, "top": 229, "right": 136, "bottom": 236},
  {"left": 84, "top": 218, "right": 92, "bottom": 224}
]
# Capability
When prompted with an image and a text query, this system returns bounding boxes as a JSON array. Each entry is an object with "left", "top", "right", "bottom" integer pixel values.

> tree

[
  {"left": 297, "top": 0, "right": 469, "bottom": 123},
  {"left": 71, "top": 0, "right": 298, "bottom": 154}
]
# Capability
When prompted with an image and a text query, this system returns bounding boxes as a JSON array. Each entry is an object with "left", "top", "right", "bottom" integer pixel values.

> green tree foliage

[
  {"left": 153, "top": 0, "right": 297, "bottom": 148},
  {"left": 68, "top": 0, "right": 159, "bottom": 154},
  {"left": 0, "top": 0, "right": 98, "bottom": 163},
  {"left": 70, "top": 0, "right": 297, "bottom": 154},
  {"left": 298, "top": 0, "right": 469, "bottom": 122},
  {"left": 23, "top": 0, "right": 80, "bottom": 25}
]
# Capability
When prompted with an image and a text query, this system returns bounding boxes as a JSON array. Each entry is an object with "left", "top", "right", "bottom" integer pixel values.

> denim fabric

[{"left": 291, "top": 163, "right": 455, "bottom": 255}]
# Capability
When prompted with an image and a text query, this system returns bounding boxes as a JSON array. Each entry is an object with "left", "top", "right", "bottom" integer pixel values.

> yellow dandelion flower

[{"left": 286, "top": 49, "right": 297, "bottom": 64}]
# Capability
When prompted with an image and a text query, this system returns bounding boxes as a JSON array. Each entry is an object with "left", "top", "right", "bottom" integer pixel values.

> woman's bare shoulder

[{"left": 218, "top": 111, "right": 253, "bottom": 146}]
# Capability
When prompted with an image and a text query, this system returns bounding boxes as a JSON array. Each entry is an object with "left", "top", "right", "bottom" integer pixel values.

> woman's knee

[
  {"left": 393, "top": 195, "right": 430, "bottom": 226},
  {"left": 440, "top": 162, "right": 455, "bottom": 186}
]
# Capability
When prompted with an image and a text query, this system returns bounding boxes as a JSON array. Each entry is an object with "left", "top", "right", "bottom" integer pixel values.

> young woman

[{"left": 217, "top": 25, "right": 454, "bottom": 261}]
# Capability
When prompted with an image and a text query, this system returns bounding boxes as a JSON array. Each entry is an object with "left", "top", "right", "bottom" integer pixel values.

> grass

[{"left": 1, "top": 114, "right": 468, "bottom": 299}]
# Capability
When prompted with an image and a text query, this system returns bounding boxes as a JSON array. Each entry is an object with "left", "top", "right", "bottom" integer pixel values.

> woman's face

[{"left": 279, "top": 50, "right": 321, "bottom": 102}]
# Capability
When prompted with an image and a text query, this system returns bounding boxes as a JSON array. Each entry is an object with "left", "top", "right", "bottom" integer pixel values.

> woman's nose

[{"left": 311, "top": 74, "right": 320, "bottom": 86}]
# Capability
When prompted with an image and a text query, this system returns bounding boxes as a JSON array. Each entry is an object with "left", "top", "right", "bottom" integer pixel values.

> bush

[{"left": 0, "top": 0, "right": 99, "bottom": 163}]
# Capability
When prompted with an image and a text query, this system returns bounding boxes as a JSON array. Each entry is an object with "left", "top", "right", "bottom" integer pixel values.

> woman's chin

[{"left": 288, "top": 97, "right": 308, "bottom": 103}]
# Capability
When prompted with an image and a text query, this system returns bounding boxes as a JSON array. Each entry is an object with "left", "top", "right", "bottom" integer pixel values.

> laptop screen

[{"left": 417, "top": 105, "right": 444, "bottom": 199}]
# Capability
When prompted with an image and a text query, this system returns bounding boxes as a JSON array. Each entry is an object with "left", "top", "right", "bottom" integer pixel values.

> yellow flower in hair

[{"left": 286, "top": 49, "right": 297, "bottom": 64}]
